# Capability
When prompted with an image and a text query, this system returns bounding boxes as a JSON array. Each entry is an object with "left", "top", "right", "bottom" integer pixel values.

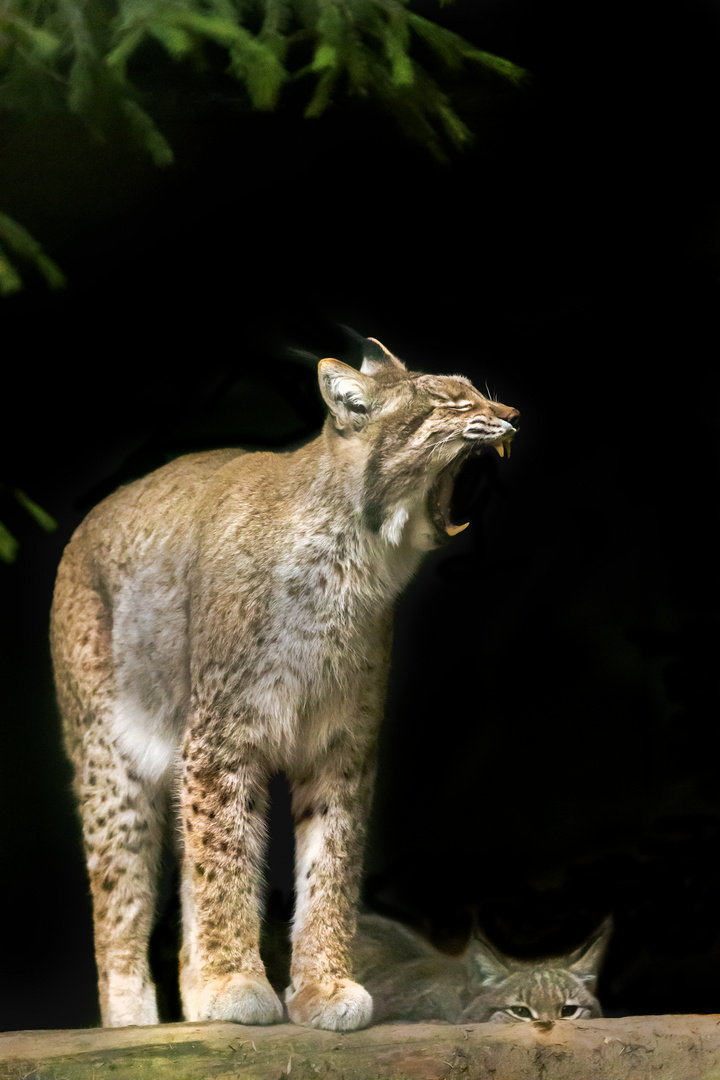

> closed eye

[{"left": 433, "top": 400, "right": 474, "bottom": 412}]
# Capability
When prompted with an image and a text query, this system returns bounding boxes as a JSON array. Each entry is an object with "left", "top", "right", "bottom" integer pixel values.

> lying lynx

[
  {"left": 354, "top": 912, "right": 611, "bottom": 1024},
  {"left": 50, "top": 337, "right": 519, "bottom": 1030}
]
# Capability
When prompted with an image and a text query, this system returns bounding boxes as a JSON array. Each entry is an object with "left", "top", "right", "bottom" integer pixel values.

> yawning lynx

[
  {"left": 353, "top": 912, "right": 611, "bottom": 1024},
  {"left": 50, "top": 338, "right": 519, "bottom": 1031}
]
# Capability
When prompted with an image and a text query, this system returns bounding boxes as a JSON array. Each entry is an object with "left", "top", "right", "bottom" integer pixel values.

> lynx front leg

[
  {"left": 286, "top": 743, "right": 377, "bottom": 1031},
  {"left": 179, "top": 724, "right": 283, "bottom": 1024}
]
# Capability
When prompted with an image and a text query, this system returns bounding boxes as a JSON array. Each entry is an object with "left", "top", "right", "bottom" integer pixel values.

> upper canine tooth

[
  {"left": 505, "top": 440, "right": 512, "bottom": 458},
  {"left": 446, "top": 522, "right": 470, "bottom": 536},
  {"left": 494, "top": 443, "right": 505, "bottom": 458}
]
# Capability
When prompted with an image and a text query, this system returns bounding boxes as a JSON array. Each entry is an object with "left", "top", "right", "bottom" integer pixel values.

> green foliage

[
  {"left": 2, "top": 0, "right": 528, "bottom": 157},
  {"left": 0, "top": 0, "right": 530, "bottom": 289},
  {"left": 0, "top": 213, "right": 66, "bottom": 296},
  {"left": 0, "top": 485, "right": 58, "bottom": 564},
  {"left": 289, "top": 0, "right": 529, "bottom": 153}
]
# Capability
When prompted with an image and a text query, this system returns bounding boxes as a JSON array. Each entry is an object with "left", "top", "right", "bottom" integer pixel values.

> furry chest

[
  {"left": 250, "top": 578, "right": 382, "bottom": 690},
  {"left": 212, "top": 555, "right": 389, "bottom": 734}
]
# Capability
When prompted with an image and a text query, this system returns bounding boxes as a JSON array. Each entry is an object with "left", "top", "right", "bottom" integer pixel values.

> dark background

[{"left": 1, "top": 0, "right": 719, "bottom": 1031}]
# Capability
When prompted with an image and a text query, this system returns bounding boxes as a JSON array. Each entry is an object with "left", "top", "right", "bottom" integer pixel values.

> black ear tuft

[
  {"left": 339, "top": 324, "right": 368, "bottom": 348},
  {"left": 337, "top": 326, "right": 407, "bottom": 375}
]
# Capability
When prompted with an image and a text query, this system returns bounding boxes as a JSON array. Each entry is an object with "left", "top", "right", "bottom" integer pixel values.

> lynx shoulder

[
  {"left": 354, "top": 912, "right": 611, "bottom": 1024},
  {"left": 50, "top": 338, "right": 519, "bottom": 1030}
]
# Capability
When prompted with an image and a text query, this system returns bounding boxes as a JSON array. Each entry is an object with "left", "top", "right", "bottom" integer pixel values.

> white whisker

[{"left": 426, "top": 433, "right": 458, "bottom": 460}]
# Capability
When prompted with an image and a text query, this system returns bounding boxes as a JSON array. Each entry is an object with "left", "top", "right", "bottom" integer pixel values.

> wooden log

[{"left": 3, "top": 1015, "right": 720, "bottom": 1080}]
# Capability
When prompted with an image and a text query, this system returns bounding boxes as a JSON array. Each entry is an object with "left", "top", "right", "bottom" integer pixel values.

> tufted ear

[
  {"left": 318, "top": 358, "right": 375, "bottom": 431},
  {"left": 468, "top": 934, "right": 513, "bottom": 987},
  {"left": 360, "top": 337, "right": 407, "bottom": 376},
  {"left": 568, "top": 917, "right": 613, "bottom": 988}
]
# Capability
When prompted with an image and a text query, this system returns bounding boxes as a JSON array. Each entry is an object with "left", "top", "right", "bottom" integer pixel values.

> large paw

[
  {"left": 185, "top": 973, "right": 284, "bottom": 1024},
  {"left": 285, "top": 978, "right": 373, "bottom": 1031}
]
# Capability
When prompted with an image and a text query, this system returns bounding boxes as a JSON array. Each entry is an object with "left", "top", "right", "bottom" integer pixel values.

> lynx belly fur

[{"left": 50, "top": 338, "right": 520, "bottom": 1030}]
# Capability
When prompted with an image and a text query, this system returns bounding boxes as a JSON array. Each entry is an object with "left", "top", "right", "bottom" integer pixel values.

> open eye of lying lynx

[
  {"left": 485, "top": 978, "right": 597, "bottom": 1025},
  {"left": 506, "top": 1003, "right": 585, "bottom": 1021},
  {"left": 352, "top": 913, "right": 612, "bottom": 1025}
]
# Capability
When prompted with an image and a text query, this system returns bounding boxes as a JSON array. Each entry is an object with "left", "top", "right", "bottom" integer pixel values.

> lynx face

[
  {"left": 475, "top": 966, "right": 602, "bottom": 1024},
  {"left": 465, "top": 920, "right": 612, "bottom": 1025},
  {"left": 319, "top": 339, "right": 520, "bottom": 550}
]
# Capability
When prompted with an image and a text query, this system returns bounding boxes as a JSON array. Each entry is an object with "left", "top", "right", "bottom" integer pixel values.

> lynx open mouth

[{"left": 432, "top": 437, "right": 515, "bottom": 537}]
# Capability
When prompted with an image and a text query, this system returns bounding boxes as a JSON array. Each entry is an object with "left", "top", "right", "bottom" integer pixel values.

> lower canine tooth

[{"left": 446, "top": 522, "right": 470, "bottom": 536}]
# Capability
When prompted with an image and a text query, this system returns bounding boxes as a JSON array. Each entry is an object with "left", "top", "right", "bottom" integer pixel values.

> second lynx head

[{"left": 462, "top": 921, "right": 611, "bottom": 1024}]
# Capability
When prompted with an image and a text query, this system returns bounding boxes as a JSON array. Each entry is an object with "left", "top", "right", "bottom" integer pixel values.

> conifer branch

[{"left": 0, "top": 0, "right": 530, "bottom": 288}]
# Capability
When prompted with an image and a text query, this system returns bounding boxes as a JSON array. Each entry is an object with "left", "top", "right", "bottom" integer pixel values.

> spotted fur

[{"left": 50, "top": 339, "right": 519, "bottom": 1030}]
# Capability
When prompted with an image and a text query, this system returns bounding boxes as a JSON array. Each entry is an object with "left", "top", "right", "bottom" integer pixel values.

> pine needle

[
  {"left": 0, "top": 246, "right": 24, "bottom": 297},
  {"left": 0, "top": 217, "right": 66, "bottom": 292},
  {"left": 0, "top": 523, "right": 20, "bottom": 565},
  {"left": 12, "top": 490, "right": 58, "bottom": 534}
]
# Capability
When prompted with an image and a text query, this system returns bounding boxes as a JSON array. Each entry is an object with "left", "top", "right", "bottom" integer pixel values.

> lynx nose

[{"left": 505, "top": 408, "right": 521, "bottom": 430}]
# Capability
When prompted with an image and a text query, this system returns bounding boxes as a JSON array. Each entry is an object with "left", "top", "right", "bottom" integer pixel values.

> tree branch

[{"left": 3, "top": 1015, "right": 720, "bottom": 1080}]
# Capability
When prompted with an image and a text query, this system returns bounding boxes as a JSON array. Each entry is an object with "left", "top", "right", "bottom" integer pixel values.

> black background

[{"left": 1, "top": 0, "right": 719, "bottom": 1031}]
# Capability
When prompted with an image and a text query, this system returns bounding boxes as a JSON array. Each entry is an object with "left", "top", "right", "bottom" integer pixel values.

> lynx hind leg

[
  {"left": 81, "top": 750, "right": 168, "bottom": 1026},
  {"left": 52, "top": 578, "right": 165, "bottom": 1027}
]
